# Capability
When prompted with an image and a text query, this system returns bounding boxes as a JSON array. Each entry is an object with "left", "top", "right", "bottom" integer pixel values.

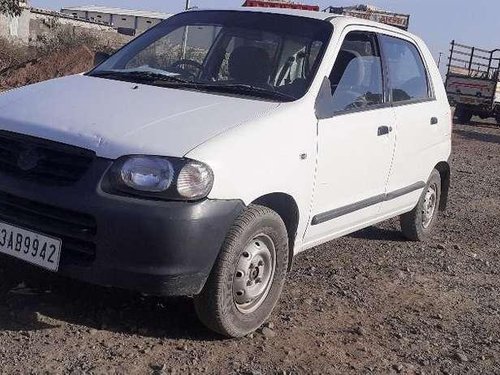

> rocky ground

[{"left": 0, "top": 120, "right": 499, "bottom": 374}]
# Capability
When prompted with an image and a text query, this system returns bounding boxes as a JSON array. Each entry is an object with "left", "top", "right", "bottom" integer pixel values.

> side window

[
  {"left": 328, "top": 31, "right": 384, "bottom": 113},
  {"left": 379, "top": 35, "right": 430, "bottom": 102}
]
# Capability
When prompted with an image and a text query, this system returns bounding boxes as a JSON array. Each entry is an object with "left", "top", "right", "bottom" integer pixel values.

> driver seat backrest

[
  {"left": 330, "top": 52, "right": 368, "bottom": 112},
  {"left": 228, "top": 46, "right": 272, "bottom": 85},
  {"left": 330, "top": 49, "right": 357, "bottom": 87}
]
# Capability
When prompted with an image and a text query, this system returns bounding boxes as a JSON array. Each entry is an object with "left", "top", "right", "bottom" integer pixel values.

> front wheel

[
  {"left": 400, "top": 170, "right": 442, "bottom": 241},
  {"left": 194, "top": 205, "right": 289, "bottom": 338}
]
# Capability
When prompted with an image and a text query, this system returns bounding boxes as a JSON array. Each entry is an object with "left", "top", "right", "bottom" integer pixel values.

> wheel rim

[
  {"left": 422, "top": 183, "right": 438, "bottom": 229},
  {"left": 232, "top": 234, "right": 276, "bottom": 314}
]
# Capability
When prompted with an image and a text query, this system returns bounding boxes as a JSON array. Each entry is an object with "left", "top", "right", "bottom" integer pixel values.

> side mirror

[
  {"left": 94, "top": 52, "right": 110, "bottom": 67},
  {"left": 315, "top": 76, "right": 334, "bottom": 120}
]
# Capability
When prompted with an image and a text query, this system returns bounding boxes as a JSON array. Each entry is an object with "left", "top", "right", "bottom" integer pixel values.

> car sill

[{"left": 311, "top": 181, "right": 426, "bottom": 226}]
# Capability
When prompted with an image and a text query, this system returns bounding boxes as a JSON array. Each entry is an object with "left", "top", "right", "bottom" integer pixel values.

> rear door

[
  {"left": 378, "top": 34, "right": 445, "bottom": 213},
  {"left": 303, "top": 29, "right": 396, "bottom": 247}
]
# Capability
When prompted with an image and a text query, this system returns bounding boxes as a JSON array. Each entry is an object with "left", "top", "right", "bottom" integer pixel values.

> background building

[{"left": 61, "top": 6, "right": 172, "bottom": 35}]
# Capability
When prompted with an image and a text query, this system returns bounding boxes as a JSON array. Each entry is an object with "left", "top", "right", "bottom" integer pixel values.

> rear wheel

[
  {"left": 400, "top": 170, "right": 441, "bottom": 241},
  {"left": 194, "top": 204, "right": 289, "bottom": 338}
]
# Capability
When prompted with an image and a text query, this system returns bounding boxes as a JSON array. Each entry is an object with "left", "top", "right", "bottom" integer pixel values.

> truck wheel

[
  {"left": 194, "top": 204, "right": 289, "bottom": 338},
  {"left": 455, "top": 106, "right": 473, "bottom": 124},
  {"left": 400, "top": 170, "right": 441, "bottom": 242}
]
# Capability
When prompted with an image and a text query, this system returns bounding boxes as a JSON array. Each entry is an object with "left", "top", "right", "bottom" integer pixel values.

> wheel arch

[
  {"left": 434, "top": 161, "right": 451, "bottom": 211},
  {"left": 252, "top": 192, "right": 299, "bottom": 271}
]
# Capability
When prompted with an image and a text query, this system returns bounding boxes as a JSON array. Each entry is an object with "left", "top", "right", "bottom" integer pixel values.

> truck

[
  {"left": 445, "top": 40, "right": 500, "bottom": 124},
  {"left": 324, "top": 4, "right": 410, "bottom": 30}
]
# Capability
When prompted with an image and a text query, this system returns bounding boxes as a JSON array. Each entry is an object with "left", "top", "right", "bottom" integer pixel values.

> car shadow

[
  {"left": 454, "top": 119, "right": 499, "bottom": 129},
  {"left": 348, "top": 225, "right": 407, "bottom": 242},
  {"left": 454, "top": 128, "right": 500, "bottom": 145},
  {"left": 0, "top": 259, "right": 221, "bottom": 341}
]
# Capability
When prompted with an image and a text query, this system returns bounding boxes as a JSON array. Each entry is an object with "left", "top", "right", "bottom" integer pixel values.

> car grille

[
  {"left": 0, "top": 131, "right": 95, "bottom": 186},
  {"left": 0, "top": 191, "right": 96, "bottom": 264}
]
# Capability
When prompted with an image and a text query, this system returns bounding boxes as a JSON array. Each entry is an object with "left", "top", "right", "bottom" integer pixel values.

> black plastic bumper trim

[{"left": 0, "top": 153, "right": 246, "bottom": 296}]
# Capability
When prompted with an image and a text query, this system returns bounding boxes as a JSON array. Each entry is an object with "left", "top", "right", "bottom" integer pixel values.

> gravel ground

[{"left": 0, "top": 121, "right": 499, "bottom": 375}]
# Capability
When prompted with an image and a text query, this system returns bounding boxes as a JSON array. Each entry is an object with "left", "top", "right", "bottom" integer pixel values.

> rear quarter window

[{"left": 380, "top": 35, "right": 431, "bottom": 103}]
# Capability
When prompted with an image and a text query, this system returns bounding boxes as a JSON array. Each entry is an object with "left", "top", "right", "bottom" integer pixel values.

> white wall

[
  {"left": 87, "top": 11, "right": 111, "bottom": 25},
  {"left": 136, "top": 17, "right": 161, "bottom": 31},
  {"left": 58, "top": 9, "right": 165, "bottom": 32},
  {"left": 0, "top": 10, "right": 31, "bottom": 41},
  {"left": 112, "top": 14, "right": 136, "bottom": 29},
  {"left": 63, "top": 9, "right": 87, "bottom": 20}
]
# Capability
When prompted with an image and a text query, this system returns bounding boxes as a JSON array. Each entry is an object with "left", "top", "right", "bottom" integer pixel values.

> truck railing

[{"left": 447, "top": 40, "right": 500, "bottom": 81}]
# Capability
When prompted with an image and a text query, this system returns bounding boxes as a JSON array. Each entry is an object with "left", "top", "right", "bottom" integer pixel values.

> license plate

[{"left": 0, "top": 221, "right": 61, "bottom": 272}]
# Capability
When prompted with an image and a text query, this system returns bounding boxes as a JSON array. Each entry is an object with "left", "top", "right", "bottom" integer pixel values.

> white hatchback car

[{"left": 0, "top": 8, "right": 451, "bottom": 337}]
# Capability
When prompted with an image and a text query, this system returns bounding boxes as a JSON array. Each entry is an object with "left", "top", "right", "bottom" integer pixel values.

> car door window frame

[{"left": 378, "top": 32, "right": 436, "bottom": 107}]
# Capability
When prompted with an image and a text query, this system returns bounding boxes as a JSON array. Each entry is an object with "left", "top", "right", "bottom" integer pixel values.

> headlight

[
  {"left": 121, "top": 156, "right": 174, "bottom": 192},
  {"left": 104, "top": 155, "right": 214, "bottom": 201}
]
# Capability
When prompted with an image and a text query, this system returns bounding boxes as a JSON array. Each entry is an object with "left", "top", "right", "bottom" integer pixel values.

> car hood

[{"left": 0, "top": 75, "right": 280, "bottom": 159}]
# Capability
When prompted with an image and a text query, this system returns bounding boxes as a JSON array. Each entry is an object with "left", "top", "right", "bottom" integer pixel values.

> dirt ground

[{"left": 0, "top": 120, "right": 499, "bottom": 375}]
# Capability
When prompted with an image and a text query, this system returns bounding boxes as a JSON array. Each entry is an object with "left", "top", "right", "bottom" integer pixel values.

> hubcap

[
  {"left": 422, "top": 183, "right": 438, "bottom": 229},
  {"left": 233, "top": 234, "right": 276, "bottom": 314}
]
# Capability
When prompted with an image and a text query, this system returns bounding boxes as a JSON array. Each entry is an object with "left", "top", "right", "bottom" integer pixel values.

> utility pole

[
  {"left": 181, "top": 0, "right": 191, "bottom": 60},
  {"left": 437, "top": 52, "right": 444, "bottom": 69}
]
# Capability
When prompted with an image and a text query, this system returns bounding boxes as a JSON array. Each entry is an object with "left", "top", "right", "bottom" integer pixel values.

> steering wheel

[
  {"left": 170, "top": 59, "right": 203, "bottom": 79},
  {"left": 343, "top": 89, "right": 370, "bottom": 110}
]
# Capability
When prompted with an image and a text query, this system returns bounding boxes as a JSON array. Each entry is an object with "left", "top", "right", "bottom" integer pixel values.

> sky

[{"left": 30, "top": 0, "right": 500, "bottom": 70}]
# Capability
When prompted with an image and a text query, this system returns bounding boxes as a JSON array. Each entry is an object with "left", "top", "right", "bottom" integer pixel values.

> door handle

[
  {"left": 430, "top": 117, "right": 438, "bottom": 125},
  {"left": 377, "top": 126, "right": 392, "bottom": 136}
]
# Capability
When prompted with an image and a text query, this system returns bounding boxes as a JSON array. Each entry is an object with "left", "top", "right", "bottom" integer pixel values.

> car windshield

[{"left": 88, "top": 10, "right": 333, "bottom": 101}]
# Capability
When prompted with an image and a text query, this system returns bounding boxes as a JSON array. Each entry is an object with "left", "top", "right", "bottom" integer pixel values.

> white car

[{"left": 0, "top": 7, "right": 451, "bottom": 337}]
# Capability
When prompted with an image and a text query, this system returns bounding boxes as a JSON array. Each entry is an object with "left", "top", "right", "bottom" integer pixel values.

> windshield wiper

[
  {"left": 90, "top": 72, "right": 297, "bottom": 101},
  {"left": 90, "top": 70, "right": 192, "bottom": 85},
  {"left": 194, "top": 83, "right": 297, "bottom": 101}
]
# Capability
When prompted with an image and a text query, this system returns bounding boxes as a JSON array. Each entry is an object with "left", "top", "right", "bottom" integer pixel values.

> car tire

[
  {"left": 194, "top": 204, "right": 289, "bottom": 338},
  {"left": 400, "top": 170, "right": 441, "bottom": 242},
  {"left": 455, "top": 106, "right": 473, "bottom": 124}
]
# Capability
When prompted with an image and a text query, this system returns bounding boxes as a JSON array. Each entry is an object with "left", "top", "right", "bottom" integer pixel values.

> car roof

[
  {"left": 187, "top": 7, "right": 416, "bottom": 39},
  {"left": 188, "top": 7, "right": 335, "bottom": 21}
]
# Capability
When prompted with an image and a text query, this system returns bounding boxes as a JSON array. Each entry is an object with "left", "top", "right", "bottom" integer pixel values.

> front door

[{"left": 303, "top": 30, "right": 396, "bottom": 247}]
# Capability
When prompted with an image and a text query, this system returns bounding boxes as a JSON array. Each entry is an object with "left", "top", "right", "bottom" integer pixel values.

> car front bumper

[{"left": 0, "top": 157, "right": 244, "bottom": 296}]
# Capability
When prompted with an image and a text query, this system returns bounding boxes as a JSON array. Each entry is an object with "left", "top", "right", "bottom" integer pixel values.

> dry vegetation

[{"left": 0, "top": 26, "right": 121, "bottom": 91}]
